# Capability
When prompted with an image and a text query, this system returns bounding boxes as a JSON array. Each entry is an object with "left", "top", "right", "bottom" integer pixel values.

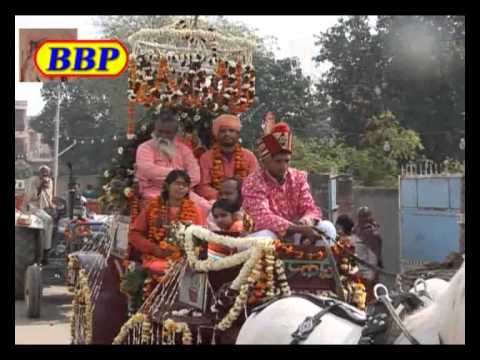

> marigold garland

[
  {"left": 143, "top": 196, "right": 199, "bottom": 286},
  {"left": 127, "top": 102, "right": 136, "bottom": 139},
  {"left": 242, "top": 212, "right": 255, "bottom": 233},
  {"left": 276, "top": 237, "right": 367, "bottom": 310},
  {"left": 211, "top": 143, "right": 248, "bottom": 190}
]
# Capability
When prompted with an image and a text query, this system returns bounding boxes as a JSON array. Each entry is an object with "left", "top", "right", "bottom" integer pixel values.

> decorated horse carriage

[{"left": 66, "top": 18, "right": 378, "bottom": 345}]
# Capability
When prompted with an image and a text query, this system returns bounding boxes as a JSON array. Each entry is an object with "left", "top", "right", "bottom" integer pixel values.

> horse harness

[
  {"left": 358, "top": 286, "right": 424, "bottom": 345},
  {"left": 251, "top": 293, "right": 366, "bottom": 345},
  {"left": 251, "top": 288, "right": 429, "bottom": 345}
]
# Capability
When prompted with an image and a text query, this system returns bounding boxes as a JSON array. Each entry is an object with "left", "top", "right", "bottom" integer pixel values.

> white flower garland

[
  {"left": 70, "top": 269, "right": 93, "bottom": 344},
  {"left": 181, "top": 225, "right": 275, "bottom": 290},
  {"left": 183, "top": 225, "right": 274, "bottom": 252},
  {"left": 215, "top": 247, "right": 264, "bottom": 331},
  {"left": 128, "top": 28, "right": 256, "bottom": 56},
  {"left": 113, "top": 312, "right": 146, "bottom": 345},
  {"left": 162, "top": 319, "right": 193, "bottom": 345},
  {"left": 173, "top": 224, "right": 293, "bottom": 332}
]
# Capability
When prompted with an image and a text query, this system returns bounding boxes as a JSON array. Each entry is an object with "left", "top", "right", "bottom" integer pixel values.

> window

[
  {"left": 15, "top": 109, "right": 26, "bottom": 132},
  {"left": 15, "top": 140, "right": 26, "bottom": 156}
]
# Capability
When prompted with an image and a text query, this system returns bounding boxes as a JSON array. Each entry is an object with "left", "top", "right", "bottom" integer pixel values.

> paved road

[{"left": 15, "top": 285, "right": 72, "bottom": 345}]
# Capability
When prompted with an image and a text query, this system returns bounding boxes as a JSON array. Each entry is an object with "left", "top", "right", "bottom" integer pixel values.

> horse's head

[{"left": 438, "top": 260, "right": 465, "bottom": 344}]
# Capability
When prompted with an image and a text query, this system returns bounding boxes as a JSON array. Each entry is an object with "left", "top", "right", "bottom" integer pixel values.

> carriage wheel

[{"left": 25, "top": 264, "right": 42, "bottom": 318}]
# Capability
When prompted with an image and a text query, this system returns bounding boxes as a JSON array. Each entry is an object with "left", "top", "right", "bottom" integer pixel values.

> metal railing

[{"left": 400, "top": 160, "right": 465, "bottom": 177}]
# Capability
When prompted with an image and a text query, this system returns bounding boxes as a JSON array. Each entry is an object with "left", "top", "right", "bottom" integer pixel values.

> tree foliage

[
  {"left": 291, "top": 136, "right": 352, "bottom": 174},
  {"left": 29, "top": 80, "right": 120, "bottom": 175},
  {"left": 292, "top": 110, "right": 425, "bottom": 186},
  {"left": 313, "top": 15, "right": 465, "bottom": 162}
]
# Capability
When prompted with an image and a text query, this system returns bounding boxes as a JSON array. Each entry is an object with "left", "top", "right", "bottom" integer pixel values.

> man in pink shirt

[
  {"left": 197, "top": 114, "right": 258, "bottom": 201},
  {"left": 242, "top": 115, "right": 323, "bottom": 243},
  {"left": 135, "top": 109, "right": 210, "bottom": 215}
]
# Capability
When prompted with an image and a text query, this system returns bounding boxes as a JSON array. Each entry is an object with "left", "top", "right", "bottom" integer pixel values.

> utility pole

[{"left": 52, "top": 80, "right": 61, "bottom": 196}]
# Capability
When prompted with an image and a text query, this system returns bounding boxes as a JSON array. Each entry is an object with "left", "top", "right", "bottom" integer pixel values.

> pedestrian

[{"left": 352, "top": 206, "right": 383, "bottom": 302}]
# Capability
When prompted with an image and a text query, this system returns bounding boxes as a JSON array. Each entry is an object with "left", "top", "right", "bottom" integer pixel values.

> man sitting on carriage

[
  {"left": 197, "top": 114, "right": 258, "bottom": 201},
  {"left": 135, "top": 109, "right": 211, "bottom": 217},
  {"left": 241, "top": 114, "right": 367, "bottom": 309},
  {"left": 241, "top": 114, "right": 324, "bottom": 244}
]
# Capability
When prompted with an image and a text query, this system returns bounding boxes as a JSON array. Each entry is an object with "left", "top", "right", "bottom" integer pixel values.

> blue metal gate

[{"left": 399, "top": 163, "right": 462, "bottom": 270}]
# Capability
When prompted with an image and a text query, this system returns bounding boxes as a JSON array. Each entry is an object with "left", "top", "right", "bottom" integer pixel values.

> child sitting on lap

[{"left": 208, "top": 199, "right": 244, "bottom": 260}]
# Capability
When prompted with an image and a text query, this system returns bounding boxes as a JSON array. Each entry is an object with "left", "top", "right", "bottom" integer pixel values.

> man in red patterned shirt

[{"left": 242, "top": 114, "right": 323, "bottom": 243}]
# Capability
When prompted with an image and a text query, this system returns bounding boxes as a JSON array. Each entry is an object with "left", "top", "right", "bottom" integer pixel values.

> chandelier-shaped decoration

[{"left": 126, "top": 17, "right": 256, "bottom": 137}]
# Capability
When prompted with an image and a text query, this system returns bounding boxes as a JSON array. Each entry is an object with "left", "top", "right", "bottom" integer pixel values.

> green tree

[
  {"left": 314, "top": 15, "right": 465, "bottom": 162},
  {"left": 291, "top": 136, "right": 352, "bottom": 174},
  {"left": 360, "top": 111, "right": 424, "bottom": 161},
  {"left": 350, "top": 111, "right": 424, "bottom": 186},
  {"left": 29, "top": 80, "right": 119, "bottom": 175},
  {"left": 376, "top": 15, "right": 465, "bottom": 162},
  {"left": 313, "top": 16, "right": 385, "bottom": 147}
]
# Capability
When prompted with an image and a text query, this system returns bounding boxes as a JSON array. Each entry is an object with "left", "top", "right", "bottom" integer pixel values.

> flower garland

[
  {"left": 145, "top": 197, "right": 198, "bottom": 259},
  {"left": 127, "top": 101, "right": 136, "bottom": 139},
  {"left": 141, "top": 318, "right": 152, "bottom": 344},
  {"left": 127, "top": 27, "right": 256, "bottom": 58},
  {"left": 277, "top": 237, "right": 367, "bottom": 310},
  {"left": 211, "top": 143, "right": 248, "bottom": 190},
  {"left": 113, "top": 312, "right": 146, "bottom": 345},
  {"left": 175, "top": 224, "right": 292, "bottom": 331},
  {"left": 113, "top": 314, "right": 193, "bottom": 345},
  {"left": 179, "top": 224, "right": 275, "bottom": 289},
  {"left": 215, "top": 246, "right": 264, "bottom": 331},
  {"left": 67, "top": 254, "right": 79, "bottom": 293},
  {"left": 162, "top": 319, "right": 193, "bottom": 345},
  {"left": 127, "top": 35, "right": 256, "bottom": 117},
  {"left": 215, "top": 249, "right": 292, "bottom": 331},
  {"left": 70, "top": 269, "right": 93, "bottom": 344},
  {"left": 242, "top": 212, "right": 255, "bottom": 233},
  {"left": 143, "top": 196, "right": 199, "bottom": 286}
]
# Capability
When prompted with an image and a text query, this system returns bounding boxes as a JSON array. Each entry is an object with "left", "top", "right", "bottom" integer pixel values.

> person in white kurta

[{"left": 23, "top": 165, "right": 56, "bottom": 263}]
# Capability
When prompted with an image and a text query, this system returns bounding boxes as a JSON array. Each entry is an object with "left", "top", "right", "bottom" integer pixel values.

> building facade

[{"left": 15, "top": 100, "right": 53, "bottom": 167}]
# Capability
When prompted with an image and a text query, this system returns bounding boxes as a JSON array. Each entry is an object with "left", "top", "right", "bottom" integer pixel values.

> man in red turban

[
  {"left": 197, "top": 114, "right": 258, "bottom": 201},
  {"left": 242, "top": 113, "right": 323, "bottom": 243}
]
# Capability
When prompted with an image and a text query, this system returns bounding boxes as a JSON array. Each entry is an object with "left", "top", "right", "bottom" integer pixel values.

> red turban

[
  {"left": 256, "top": 122, "right": 294, "bottom": 160},
  {"left": 212, "top": 115, "right": 241, "bottom": 138}
]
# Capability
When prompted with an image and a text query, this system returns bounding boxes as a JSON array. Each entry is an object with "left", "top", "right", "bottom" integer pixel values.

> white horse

[{"left": 236, "top": 261, "right": 465, "bottom": 345}]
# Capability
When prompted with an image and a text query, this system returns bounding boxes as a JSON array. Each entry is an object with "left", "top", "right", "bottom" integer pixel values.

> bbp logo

[{"left": 34, "top": 40, "right": 128, "bottom": 78}]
